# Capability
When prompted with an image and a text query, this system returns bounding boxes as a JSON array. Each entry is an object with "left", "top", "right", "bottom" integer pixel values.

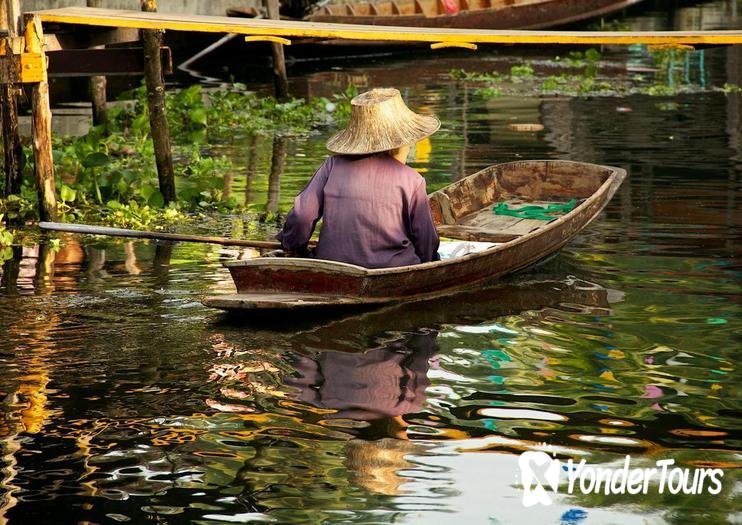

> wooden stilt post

[
  {"left": 24, "top": 14, "right": 57, "bottom": 222},
  {"left": 140, "top": 0, "right": 175, "bottom": 203},
  {"left": 89, "top": 75, "right": 108, "bottom": 129},
  {"left": 1, "top": 0, "right": 22, "bottom": 197},
  {"left": 263, "top": 0, "right": 289, "bottom": 99},
  {"left": 86, "top": 0, "right": 107, "bottom": 132}
]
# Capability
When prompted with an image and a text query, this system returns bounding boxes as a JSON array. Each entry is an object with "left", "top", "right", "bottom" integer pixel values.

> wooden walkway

[{"left": 34, "top": 7, "right": 742, "bottom": 46}]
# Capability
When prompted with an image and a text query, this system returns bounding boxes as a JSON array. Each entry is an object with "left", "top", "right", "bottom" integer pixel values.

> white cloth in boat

[{"left": 437, "top": 241, "right": 499, "bottom": 260}]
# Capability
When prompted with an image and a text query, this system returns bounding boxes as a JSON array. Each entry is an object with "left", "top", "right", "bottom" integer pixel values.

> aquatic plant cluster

[
  {"left": 0, "top": 84, "right": 356, "bottom": 234},
  {"left": 450, "top": 47, "right": 741, "bottom": 99}
]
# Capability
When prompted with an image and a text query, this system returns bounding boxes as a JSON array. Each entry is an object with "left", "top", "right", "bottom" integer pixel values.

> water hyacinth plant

[
  {"left": 0, "top": 83, "right": 357, "bottom": 231},
  {"left": 449, "top": 47, "right": 739, "bottom": 99}
]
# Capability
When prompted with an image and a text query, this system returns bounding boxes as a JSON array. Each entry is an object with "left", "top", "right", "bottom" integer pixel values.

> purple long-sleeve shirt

[{"left": 277, "top": 155, "right": 440, "bottom": 269}]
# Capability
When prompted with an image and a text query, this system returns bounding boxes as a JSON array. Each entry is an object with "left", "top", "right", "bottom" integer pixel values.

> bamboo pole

[
  {"left": 140, "top": 0, "right": 176, "bottom": 203},
  {"left": 263, "top": 0, "right": 288, "bottom": 99},
  {"left": 87, "top": 0, "right": 107, "bottom": 132},
  {"left": 24, "top": 14, "right": 57, "bottom": 222},
  {"left": 38, "top": 221, "right": 301, "bottom": 249},
  {"left": 1, "top": 0, "right": 22, "bottom": 197}
]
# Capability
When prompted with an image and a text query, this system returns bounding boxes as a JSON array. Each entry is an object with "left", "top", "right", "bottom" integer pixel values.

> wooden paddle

[{"left": 38, "top": 221, "right": 301, "bottom": 249}]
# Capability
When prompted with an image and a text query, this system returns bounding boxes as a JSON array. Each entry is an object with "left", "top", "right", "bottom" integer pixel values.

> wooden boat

[
  {"left": 228, "top": 0, "right": 646, "bottom": 30},
  {"left": 202, "top": 160, "right": 626, "bottom": 312}
]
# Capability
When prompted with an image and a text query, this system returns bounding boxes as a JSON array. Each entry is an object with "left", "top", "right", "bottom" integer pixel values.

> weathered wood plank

[
  {"left": 32, "top": 7, "right": 742, "bottom": 46},
  {"left": 436, "top": 224, "right": 519, "bottom": 243},
  {"left": 501, "top": 218, "right": 548, "bottom": 235}
]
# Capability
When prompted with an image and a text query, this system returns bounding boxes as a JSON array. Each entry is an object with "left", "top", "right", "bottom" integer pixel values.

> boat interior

[{"left": 429, "top": 160, "right": 613, "bottom": 243}]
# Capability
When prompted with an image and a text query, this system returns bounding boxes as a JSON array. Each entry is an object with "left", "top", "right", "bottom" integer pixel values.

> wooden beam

[
  {"left": 24, "top": 14, "right": 57, "bottom": 222},
  {"left": 140, "top": 0, "right": 175, "bottom": 204},
  {"left": 45, "top": 47, "right": 172, "bottom": 77},
  {"left": 44, "top": 27, "right": 139, "bottom": 50},
  {"left": 31, "top": 7, "right": 742, "bottom": 46}
]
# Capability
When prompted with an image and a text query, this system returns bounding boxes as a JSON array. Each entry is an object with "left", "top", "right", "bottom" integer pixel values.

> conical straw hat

[{"left": 326, "top": 88, "right": 440, "bottom": 155}]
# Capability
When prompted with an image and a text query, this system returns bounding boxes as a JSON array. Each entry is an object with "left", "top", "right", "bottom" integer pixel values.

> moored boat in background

[{"left": 302, "top": 0, "right": 646, "bottom": 30}]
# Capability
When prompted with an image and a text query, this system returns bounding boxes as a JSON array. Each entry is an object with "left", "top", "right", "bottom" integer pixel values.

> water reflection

[{"left": 284, "top": 330, "right": 437, "bottom": 427}]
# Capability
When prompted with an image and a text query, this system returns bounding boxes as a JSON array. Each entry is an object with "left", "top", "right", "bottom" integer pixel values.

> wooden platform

[{"left": 33, "top": 7, "right": 742, "bottom": 46}]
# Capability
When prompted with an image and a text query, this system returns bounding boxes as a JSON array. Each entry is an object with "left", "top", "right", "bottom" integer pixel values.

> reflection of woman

[
  {"left": 277, "top": 88, "right": 441, "bottom": 268},
  {"left": 284, "top": 331, "right": 438, "bottom": 421}
]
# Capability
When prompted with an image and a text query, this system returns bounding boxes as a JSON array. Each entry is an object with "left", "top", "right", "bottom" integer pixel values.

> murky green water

[{"left": 1, "top": 2, "right": 741, "bottom": 523}]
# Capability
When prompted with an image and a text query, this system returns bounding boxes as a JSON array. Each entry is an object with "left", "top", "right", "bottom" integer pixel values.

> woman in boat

[{"left": 277, "top": 88, "right": 441, "bottom": 269}]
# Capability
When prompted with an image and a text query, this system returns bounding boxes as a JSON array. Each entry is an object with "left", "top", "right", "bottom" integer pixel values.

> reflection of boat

[
  {"left": 289, "top": 275, "right": 615, "bottom": 351},
  {"left": 229, "top": 0, "right": 645, "bottom": 30},
  {"left": 203, "top": 160, "right": 625, "bottom": 312}
]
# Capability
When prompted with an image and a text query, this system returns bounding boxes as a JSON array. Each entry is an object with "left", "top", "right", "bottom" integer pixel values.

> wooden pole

[
  {"left": 263, "top": 0, "right": 289, "bottom": 99},
  {"left": 1, "top": 0, "right": 22, "bottom": 197},
  {"left": 88, "top": 0, "right": 107, "bottom": 132},
  {"left": 140, "top": 0, "right": 176, "bottom": 203},
  {"left": 89, "top": 75, "right": 108, "bottom": 130},
  {"left": 24, "top": 14, "right": 57, "bottom": 222}
]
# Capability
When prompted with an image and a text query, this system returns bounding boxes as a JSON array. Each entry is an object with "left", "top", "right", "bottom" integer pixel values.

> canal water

[{"left": 1, "top": 1, "right": 740, "bottom": 523}]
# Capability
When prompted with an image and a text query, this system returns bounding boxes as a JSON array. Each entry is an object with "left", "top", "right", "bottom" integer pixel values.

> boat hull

[
  {"left": 307, "top": 0, "right": 645, "bottom": 30},
  {"left": 203, "top": 160, "right": 626, "bottom": 311}
]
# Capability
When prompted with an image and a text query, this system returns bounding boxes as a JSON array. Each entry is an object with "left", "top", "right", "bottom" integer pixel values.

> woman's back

[
  {"left": 318, "top": 155, "right": 436, "bottom": 268},
  {"left": 278, "top": 155, "right": 440, "bottom": 269}
]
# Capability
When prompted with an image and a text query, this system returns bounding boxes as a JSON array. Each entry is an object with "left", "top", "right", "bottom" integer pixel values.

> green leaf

[
  {"left": 106, "top": 200, "right": 122, "bottom": 210},
  {"left": 83, "top": 151, "right": 110, "bottom": 168},
  {"left": 60, "top": 184, "right": 77, "bottom": 203},
  {"left": 189, "top": 108, "right": 208, "bottom": 126},
  {"left": 116, "top": 178, "right": 128, "bottom": 195},
  {"left": 139, "top": 183, "right": 155, "bottom": 200},
  {"left": 148, "top": 190, "right": 165, "bottom": 208}
]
